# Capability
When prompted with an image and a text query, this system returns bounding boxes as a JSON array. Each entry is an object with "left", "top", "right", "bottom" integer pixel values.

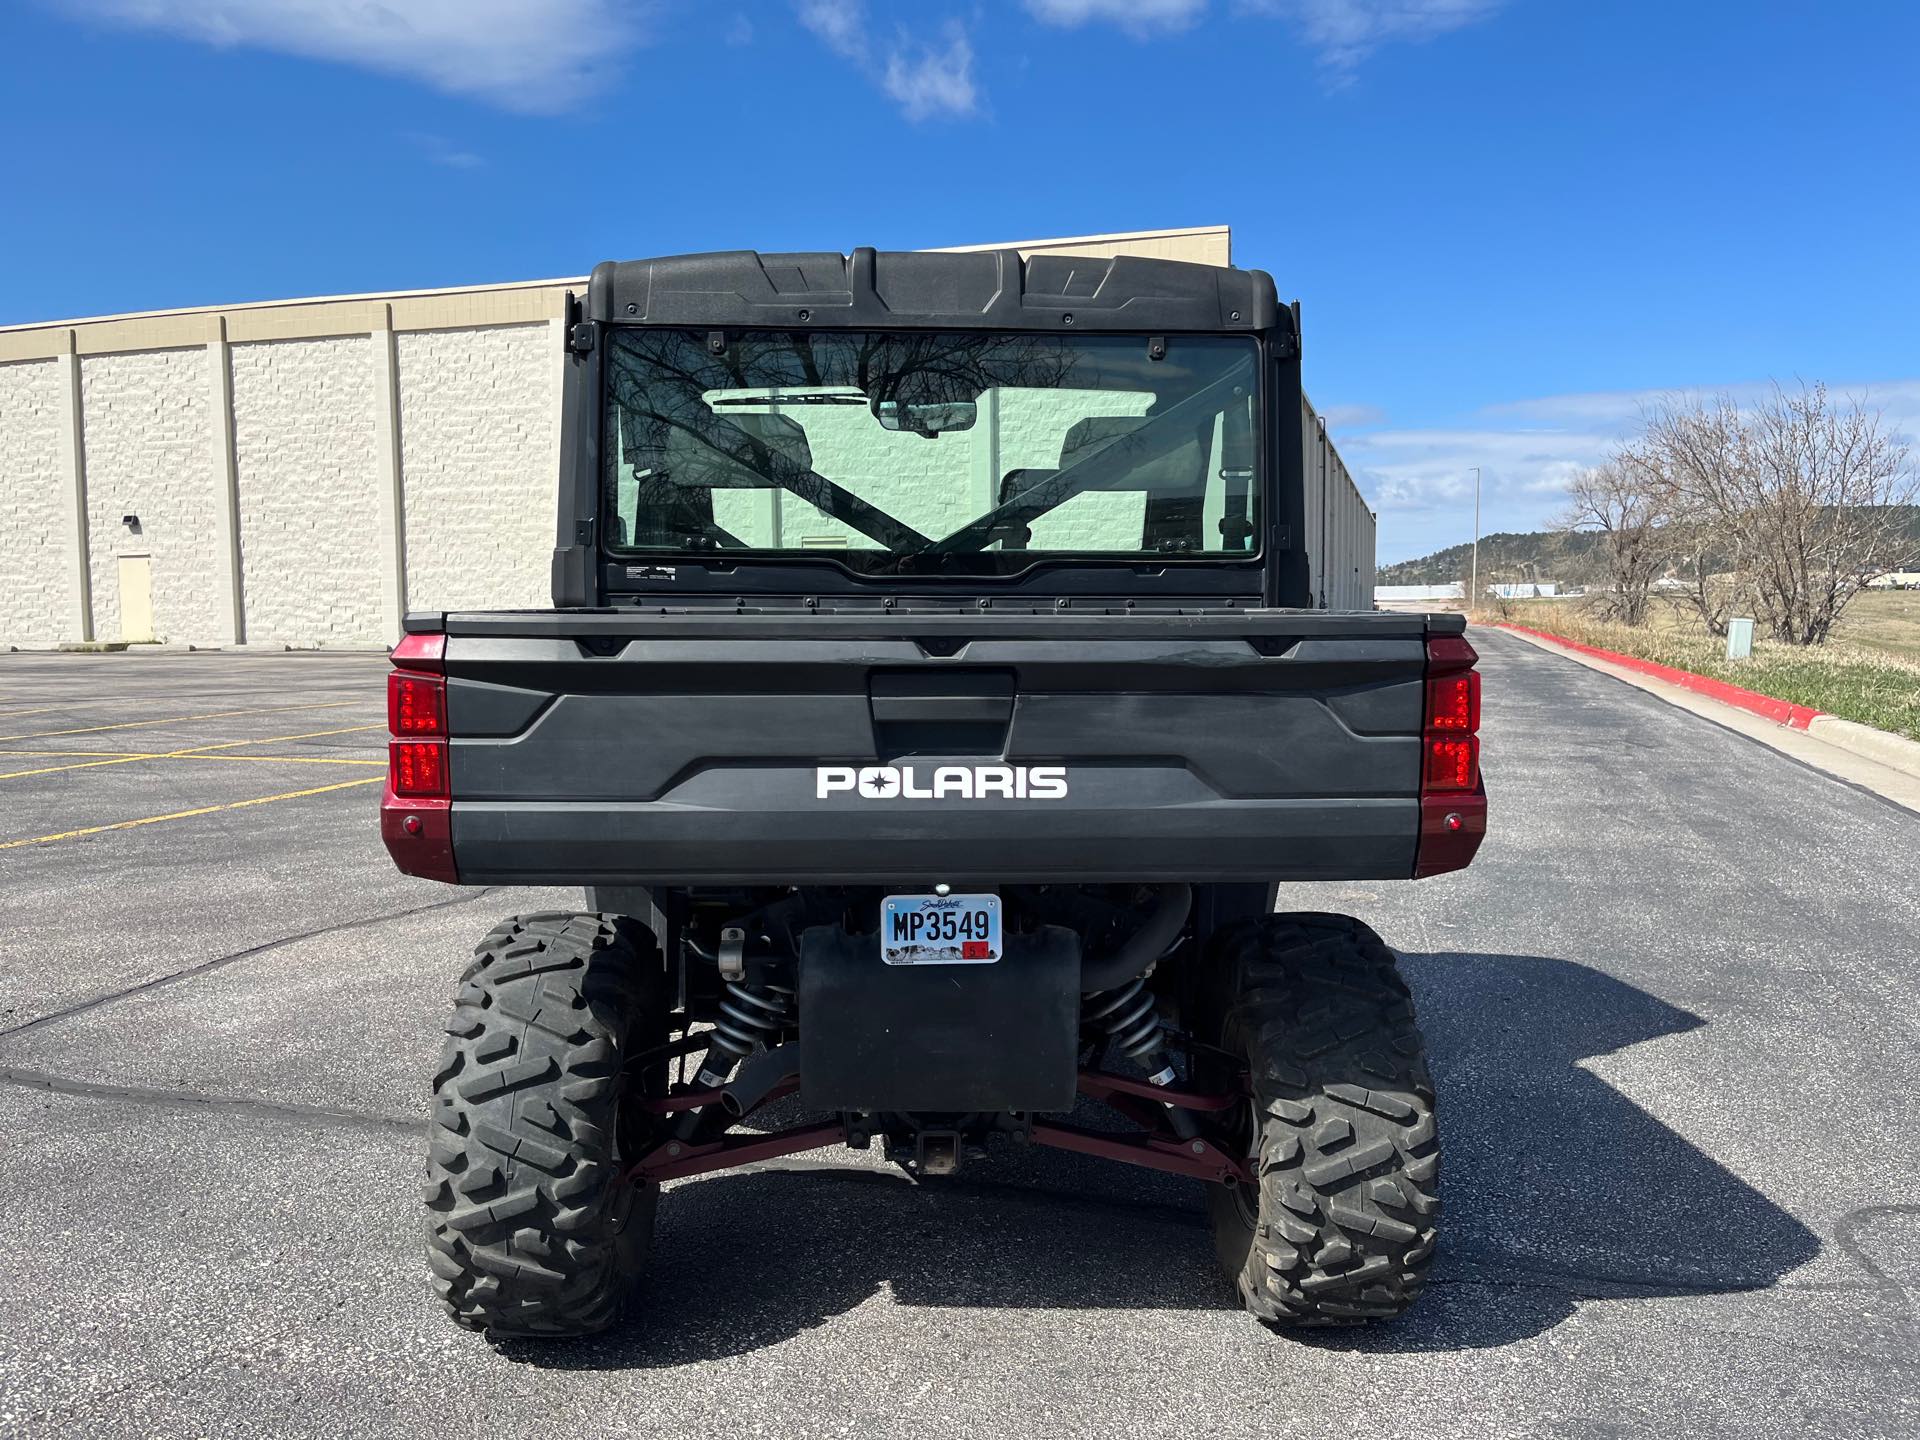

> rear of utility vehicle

[{"left": 387, "top": 248, "right": 1485, "bottom": 1341}]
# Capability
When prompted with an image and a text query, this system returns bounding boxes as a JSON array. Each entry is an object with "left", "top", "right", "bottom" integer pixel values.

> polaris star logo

[{"left": 816, "top": 765, "right": 1069, "bottom": 801}]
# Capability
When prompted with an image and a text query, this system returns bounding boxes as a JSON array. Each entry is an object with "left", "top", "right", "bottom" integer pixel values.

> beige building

[{"left": 0, "top": 226, "right": 1373, "bottom": 649}]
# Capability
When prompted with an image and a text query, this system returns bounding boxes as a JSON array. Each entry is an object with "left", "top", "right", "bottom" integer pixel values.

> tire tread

[
  {"left": 424, "top": 911, "right": 660, "bottom": 1338},
  {"left": 1209, "top": 912, "right": 1439, "bottom": 1328}
]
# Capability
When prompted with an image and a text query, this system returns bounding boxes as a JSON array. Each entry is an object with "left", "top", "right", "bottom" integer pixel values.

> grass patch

[
  {"left": 1495, "top": 599, "right": 1920, "bottom": 743},
  {"left": 1834, "top": 590, "right": 1920, "bottom": 662}
]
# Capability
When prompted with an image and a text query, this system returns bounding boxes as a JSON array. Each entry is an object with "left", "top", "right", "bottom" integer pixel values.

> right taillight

[
  {"left": 1415, "top": 633, "right": 1486, "bottom": 877},
  {"left": 1424, "top": 734, "right": 1479, "bottom": 790},
  {"left": 1426, "top": 668, "right": 1480, "bottom": 734}
]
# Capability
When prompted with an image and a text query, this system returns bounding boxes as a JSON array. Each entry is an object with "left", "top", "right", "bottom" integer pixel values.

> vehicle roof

[{"left": 585, "top": 248, "right": 1284, "bottom": 335}]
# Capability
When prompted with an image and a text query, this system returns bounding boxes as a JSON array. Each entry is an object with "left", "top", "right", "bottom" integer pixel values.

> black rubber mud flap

[{"left": 798, "top": 923, "right": 1080, "bottom": 1112}]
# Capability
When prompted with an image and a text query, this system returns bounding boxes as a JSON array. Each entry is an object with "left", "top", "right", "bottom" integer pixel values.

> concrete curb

[
  {"left": 1807, "top": 715, "right": 1920, "bottom": 776},
  {"left": 1496, "top": 621, "right": 1824, "bottom": 729},
  {"left": 1492, "top": 622, "right": 1920, "bottom": 801}
]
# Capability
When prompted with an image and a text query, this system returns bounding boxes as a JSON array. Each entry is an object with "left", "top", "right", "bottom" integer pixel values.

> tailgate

[{"left": 430, "top": 611, "right": 1432, "bottom": 885}]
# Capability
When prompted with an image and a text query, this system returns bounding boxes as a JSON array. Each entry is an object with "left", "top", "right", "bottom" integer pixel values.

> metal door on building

[{"left": 116, "top": 552, "right": 154, "bottom": 643}]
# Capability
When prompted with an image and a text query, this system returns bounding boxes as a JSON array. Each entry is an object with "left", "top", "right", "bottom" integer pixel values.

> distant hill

[
  {"left": 1380, "top": 509, "right": 1920, "bottom": 586},
  {"left": 1378, "top": 531, "right": 1609, "bottom": 586}
]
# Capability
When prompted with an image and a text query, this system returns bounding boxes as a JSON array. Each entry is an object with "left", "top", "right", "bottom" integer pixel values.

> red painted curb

[{"left": 1494, "top": 622, "right": 1826, "bottom": 730}]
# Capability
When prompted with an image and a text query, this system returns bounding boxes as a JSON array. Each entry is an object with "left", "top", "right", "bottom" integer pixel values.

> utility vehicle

[{"left": 384, "top": 247, "right": 1486, "bottom": 1336}]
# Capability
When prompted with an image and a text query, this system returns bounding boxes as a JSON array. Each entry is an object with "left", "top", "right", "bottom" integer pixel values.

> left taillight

[
  {"left": 388, "top": 673, "right": 445, "bottom": 737},
  {"left": 381, "top": 632, "right": 457, "bottom": 883},
  {"left": 1415, "top": 633, "right": 1487, "bottom": 878}
]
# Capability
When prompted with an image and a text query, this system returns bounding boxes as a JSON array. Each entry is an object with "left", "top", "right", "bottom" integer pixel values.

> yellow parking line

[
  {"left": 0, "top": 776, "right": 384, "bottom": 850},
  {"left": 170, "top": 754, "right": 385, "bottom": 767},
  {"left": 177, "top": 723, "right": 384, "bottom": 753},
  {"left": 0, "top": 724, "right": 380, "bottom": 757},
  {"left": 0, "top": 699, "right": 363, "bottom": 743},
  {"left": 0, "top": 724, "right": 384, "bottom": 781},
  {"left": 0, "top": 749, "right": 146, "bottom": 758},
  {"left": 0, "top": 752, "right": 385, "bottom": 778},
  {"left": 0, "top": 756, "right": 148, "bottom": 781}
]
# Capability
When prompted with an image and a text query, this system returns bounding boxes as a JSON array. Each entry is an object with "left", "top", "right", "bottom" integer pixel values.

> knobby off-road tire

[
  {"left": 1205, "top": 913, "right": 1439, "bottom": 1326},
  {"left": 424, "top": 912, "right": 666, "bottom": 1338}
]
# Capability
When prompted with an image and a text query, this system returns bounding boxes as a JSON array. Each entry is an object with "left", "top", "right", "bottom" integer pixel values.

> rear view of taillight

[
  {"left": 381, "top": 632, "right": 458, "bottom": 883},
  {"left": 1415, "top": 634, "right": 1486, "bottom": 877}
]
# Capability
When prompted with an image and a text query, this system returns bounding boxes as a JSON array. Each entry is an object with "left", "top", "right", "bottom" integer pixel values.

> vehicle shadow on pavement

[
  {"left": 1311, "top": 950, "right": 1825, "bottom": 1353},
  {"left": 503, "top": 952, "right": 1821, "bottom": 1368}
]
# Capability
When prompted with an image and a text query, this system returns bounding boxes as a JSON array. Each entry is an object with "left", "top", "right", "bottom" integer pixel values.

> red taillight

[
  {"left": 386, "top": 633, "right": 448, "bottom": 795},
  {"left": 390, "top": 739, "right": 448, "bottom": 798},
  {"left": 1416, "top": 633, "right": 1486, "bottom": 877},
  {"left": 388, "top": 673, "right": 446, "bottom": 736},
  {"left": 1424, "top": 735, "right": 1479, "bottom": 790},
  {"left": 382, "top": 631, "right": 457, "bottom": 883},
  {"left": 1426, "top": 670, "right": 1480, "bottom": 733}
]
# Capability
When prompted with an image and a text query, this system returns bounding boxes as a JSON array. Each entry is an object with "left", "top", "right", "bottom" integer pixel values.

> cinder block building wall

[
  {"left": 0, "top": 359, "right": 68, "bottom": 642},
  {"left": 0, "top": 226, "right": 1375, "bottom": 647},
  {"left": 0, "top": 281, "right": 572, "bottom": 649}
]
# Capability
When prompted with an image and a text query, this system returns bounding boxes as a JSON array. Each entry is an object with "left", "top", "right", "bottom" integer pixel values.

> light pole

[{"left": 1469, "top": 467, "right": 1482, "bottom": 609}]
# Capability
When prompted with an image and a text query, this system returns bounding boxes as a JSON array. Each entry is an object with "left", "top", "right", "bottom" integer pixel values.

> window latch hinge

[{"left": 567, "top": 322, "right": 597, "bottom": 355}]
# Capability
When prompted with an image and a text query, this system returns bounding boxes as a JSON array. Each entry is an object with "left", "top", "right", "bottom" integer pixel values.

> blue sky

[{"left": 3, "top": 0, "right": 1916, "bottom": 563}]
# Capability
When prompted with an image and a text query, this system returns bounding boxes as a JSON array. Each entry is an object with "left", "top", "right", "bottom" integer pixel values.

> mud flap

[{"left": 798, "top": 923, "right": 1080, "bottom": 1112}]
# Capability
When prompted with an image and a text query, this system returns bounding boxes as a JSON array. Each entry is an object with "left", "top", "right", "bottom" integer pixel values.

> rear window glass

[{"left": 602, "top": 329, "right": 1260, "bottom": 576}]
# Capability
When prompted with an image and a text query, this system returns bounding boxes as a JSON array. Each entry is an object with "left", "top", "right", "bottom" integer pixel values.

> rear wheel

[
  {"left": 424, "top": 912, "right": 667, "bottom": 1338},
  {"left": 1203, "top": 913, "right": 1439, "bottom": 1326}
]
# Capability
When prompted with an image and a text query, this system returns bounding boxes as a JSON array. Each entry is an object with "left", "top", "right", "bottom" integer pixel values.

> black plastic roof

[{"left": 585, "top": 248, "right": 1283, "bottom": 334}]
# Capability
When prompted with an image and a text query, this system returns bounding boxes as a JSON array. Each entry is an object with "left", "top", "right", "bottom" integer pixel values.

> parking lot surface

[{"left": 1, "top": 630, "right": 1917, "bottom": 1439}]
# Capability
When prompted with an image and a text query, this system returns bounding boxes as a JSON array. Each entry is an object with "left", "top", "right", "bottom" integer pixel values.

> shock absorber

[
  {"left": 1084, "top": 976, "right": 1167, "bottom": 1076},
  {"left": 694, "top": 976, "right": 793, "bottom": 1090},
  {"left": 672, "top": 972, "right": 794, "bottom": 1139},
  {"left": 1084, "top": 976, "right": 1197, "bottom": 1140}
]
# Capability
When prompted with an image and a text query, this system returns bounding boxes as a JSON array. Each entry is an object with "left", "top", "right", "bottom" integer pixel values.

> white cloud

[
  {"left": 1248, "top": 0, "right": 1505, "bottom": 74},
  {"left": 1343, "top": 408, "right": 1641, "bottom": 561},
  {"left": 883, "top": 26, "right": 978, "bottom": 121},
  {"left": 797, "top": 1, "right": 979, "bottom": 120},
  {"left": 1484, "top": 378, "right": 1920, "bottom": 437},
  {"left": 1022, "top": 0, "right": 1500, "bottom": 74},
  {"left": 1352, "top": 377, "right": 1920, "bottom": 563},
  {"left": 1023, "top": 0, "right": 1208, "bottom": 36},
  {"left": 1348, "top": 427, "right": 1612, "bottom": 516},
  {"left": 796, "top": 0, "right": 867, "bottom": 60},
  {"left": 50, "top": 0, "right": 642, "bottom": 112}
]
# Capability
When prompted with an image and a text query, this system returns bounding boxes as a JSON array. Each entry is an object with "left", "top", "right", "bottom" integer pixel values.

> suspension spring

[
  {"left": 1084, "top": 976, "right": 1165, "bottom": 1068},
  {"left": 1083, "top": 975, "right": 1196, "bottom": 1139},
  {"left": 694, "top": 977, "right": 794, "bottom": 1089}
]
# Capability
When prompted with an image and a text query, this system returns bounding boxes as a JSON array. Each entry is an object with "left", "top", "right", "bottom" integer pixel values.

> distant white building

[
  {"left": 1375, "top": 580, "right": 1562, "bottom": 604},
  {"left": 1375, "top": 583, "right": 1464, "bottom": 603},
  {"left": 1866, "top": 570, "right": 1920, "bottom": 590}
]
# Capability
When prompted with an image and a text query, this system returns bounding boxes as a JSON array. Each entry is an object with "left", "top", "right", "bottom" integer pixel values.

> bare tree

[
  {"left": 1642, "top": 386, "right": 1915, "bottom": 644},
  {"left": 1626, "top": 400, "right": 1747, "bottom": 637},
  {"left": 1558, "top": 460, "right": 1667, "bottom": 626},
  {"left": 1745, "top": 384, "right": 1916, "bottom": 643}
]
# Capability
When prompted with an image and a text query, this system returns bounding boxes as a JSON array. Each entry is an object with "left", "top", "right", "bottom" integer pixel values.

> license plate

[{"left": 881, "top": 893, "right": 1002, "bottom": 966}]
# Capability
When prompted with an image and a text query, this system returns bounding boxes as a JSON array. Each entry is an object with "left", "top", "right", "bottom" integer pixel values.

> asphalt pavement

[{"left": 1, "top": 630, "right": 1916, "bottom": 1439}]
